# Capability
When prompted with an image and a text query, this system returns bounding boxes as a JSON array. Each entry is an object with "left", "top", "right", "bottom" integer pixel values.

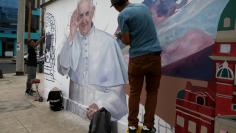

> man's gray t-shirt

[{"left": 118, "top": 3, "right": 161, "bottom": 58}]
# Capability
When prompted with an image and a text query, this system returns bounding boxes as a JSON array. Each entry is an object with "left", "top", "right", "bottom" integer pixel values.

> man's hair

[{"left": 114, "top": 0, "right": 128, "bottom": 6}]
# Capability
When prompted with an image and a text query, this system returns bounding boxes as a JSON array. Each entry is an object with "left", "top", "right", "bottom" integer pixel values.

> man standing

[
  {"left": 111, "top": 0, "right": 162, "bottom": 132},
  {"left": 57, "top": 0, "right": 128, "bottom": 122},
  {"left": 25, "top": 36, "right": 45, "bottom": 95}
]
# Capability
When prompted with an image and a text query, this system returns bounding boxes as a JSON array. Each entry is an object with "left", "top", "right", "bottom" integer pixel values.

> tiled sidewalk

[{"left": 0, "top": 73, "right": 89, "bottom": 133}]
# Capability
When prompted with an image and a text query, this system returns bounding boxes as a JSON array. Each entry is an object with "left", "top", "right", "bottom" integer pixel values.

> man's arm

[
  {"left": 117, "top": 32, "right": 130, "bottom": 45},
  {"left": 117, "top": 14, "right": 130, "bottom": 45},
  {"left": 29, "top": 36, "right": 45, "bottom": 47},
  {"left": 35, "top": 36, "right": 45, "bottom": 46}
]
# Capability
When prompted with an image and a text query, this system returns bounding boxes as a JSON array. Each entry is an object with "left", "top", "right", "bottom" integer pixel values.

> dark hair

[{"left": 114, "top": 0, "right": 127, "bottom": 6}]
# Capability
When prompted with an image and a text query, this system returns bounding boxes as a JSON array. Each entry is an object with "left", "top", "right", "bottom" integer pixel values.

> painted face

[{"left": 77, "top": 1, "right": 94, "bottom": 36}]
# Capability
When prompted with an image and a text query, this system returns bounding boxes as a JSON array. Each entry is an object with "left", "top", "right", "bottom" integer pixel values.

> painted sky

[
  {"left": 157, "top": 0, "right": 229, "bottom": 48},
  {"left": 159, "top": 0, "right": 228, "bottom": 66}
]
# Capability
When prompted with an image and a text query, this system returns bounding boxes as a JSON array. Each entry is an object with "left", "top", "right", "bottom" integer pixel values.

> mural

[
  {"left": 43, "top": 0, "right": 176, "bottom": 132},
  {"left": 43, "top": 0, "right": 236, "bottom": 132},
  {"left": 57, "top": 0, "right": 129, "bottom": 123},
  {"left": 143, "top": 0, "right": 188, "bottom": 25},
  {"left": 175, "top": 0, "right": 236, "bottom": 132},
  {"left": 44, "top": 13, "right": 56, "bottom": 82},
  {"left": 144, "top": 0, "right": 229, "bottom": 80}
]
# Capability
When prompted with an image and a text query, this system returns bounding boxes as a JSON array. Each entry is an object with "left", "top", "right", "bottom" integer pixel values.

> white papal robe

[{"left": 57, "top": 26, "right": 128, "bottom": 120}]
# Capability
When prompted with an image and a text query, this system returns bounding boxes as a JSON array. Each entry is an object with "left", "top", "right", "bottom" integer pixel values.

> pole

[
  {"left": 39, "top": 4, "right": 44, "bottom": 73},
  {"left": 28, "top": 0, "right": 32, "bottom": 41},
  {"left": 0, "top": 69, "right": 3, "bottom": 78},
  {"left": 16, "top": 0, "right": 26, "bottom": 75}
]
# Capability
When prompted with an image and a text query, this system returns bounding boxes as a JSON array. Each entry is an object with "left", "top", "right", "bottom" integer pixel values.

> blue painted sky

[{"left": 157, "top": 0, "right": 229, "bottom": 48}]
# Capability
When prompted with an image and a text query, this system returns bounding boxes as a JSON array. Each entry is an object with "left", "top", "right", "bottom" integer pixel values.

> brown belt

[{"left": 130, "top": 51, "right": 161, "bottom": 60}]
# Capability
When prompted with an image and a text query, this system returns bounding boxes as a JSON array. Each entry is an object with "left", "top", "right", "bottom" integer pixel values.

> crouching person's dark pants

[{"left": 128, "top": 53, "right": 161, "bottom": 129}]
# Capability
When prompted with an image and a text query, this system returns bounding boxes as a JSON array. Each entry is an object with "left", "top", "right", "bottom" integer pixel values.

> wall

[
  {"left": 43, "top": 0, "right": 174, "bottom": 132},
  {"left": 43, "top": 0, "right": 230, "bottom": 132}
]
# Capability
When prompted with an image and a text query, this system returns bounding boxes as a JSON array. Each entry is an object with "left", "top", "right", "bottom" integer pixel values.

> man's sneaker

[
  {"left": 128, "top": 126, "right": 137, "bottom": 133},
  {"left": 141, "top": 126, "right": 156, "bottom": 133}
]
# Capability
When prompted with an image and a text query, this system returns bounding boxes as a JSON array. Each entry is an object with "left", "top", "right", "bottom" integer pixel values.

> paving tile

[
  {"left": 0, "top": 114, "right": 28, "bottom": 133},
  {"left": 0, "top": 99, "right": 33, "bottom": 113},
  {"left": 0, "top": 112, "right": 13, "bottom": 120},
  {"left": 0, "top": 127, "right": 28, "bottom": 133}
]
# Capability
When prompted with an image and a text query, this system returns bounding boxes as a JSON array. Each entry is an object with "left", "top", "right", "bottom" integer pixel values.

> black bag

[
  {"left": 89, "top": 107, "right": 112, "bottom": 133},
  {"left": 47, "top": 89, "right": 63, "bottom": 111}
]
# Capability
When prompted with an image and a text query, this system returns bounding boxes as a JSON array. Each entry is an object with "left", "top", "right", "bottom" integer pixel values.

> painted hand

[{"left": 68, "top": 9, "right": 79, "bottom": 41}]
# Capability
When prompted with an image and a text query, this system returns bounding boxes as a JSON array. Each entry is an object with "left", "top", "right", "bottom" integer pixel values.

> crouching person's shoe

[
  {"left": 30, "top": 89, "right": 36, "bottom": 93},
  {"left": 141, "top": 126, "right": 156, "bottom": 133},
  {"left": 25, "top": 89, "right": 34, "bottom": 96}
]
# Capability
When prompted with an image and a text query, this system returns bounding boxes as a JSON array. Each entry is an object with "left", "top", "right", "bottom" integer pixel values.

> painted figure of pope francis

[{"left": 57, "top": 0, "right": 128, "bottom": 121}]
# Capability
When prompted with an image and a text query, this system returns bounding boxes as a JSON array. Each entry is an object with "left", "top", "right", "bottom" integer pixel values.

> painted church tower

[{"left": 209, "top": 0, "right": 236, "bottom": 116}]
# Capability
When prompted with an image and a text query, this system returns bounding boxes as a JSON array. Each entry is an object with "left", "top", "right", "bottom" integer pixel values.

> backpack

[
  {"left": 89, "top": 107, "right": 112, "bottom": 133},
  {"left": 47, "top": 88, "right": 64, "bottom": 111}
]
